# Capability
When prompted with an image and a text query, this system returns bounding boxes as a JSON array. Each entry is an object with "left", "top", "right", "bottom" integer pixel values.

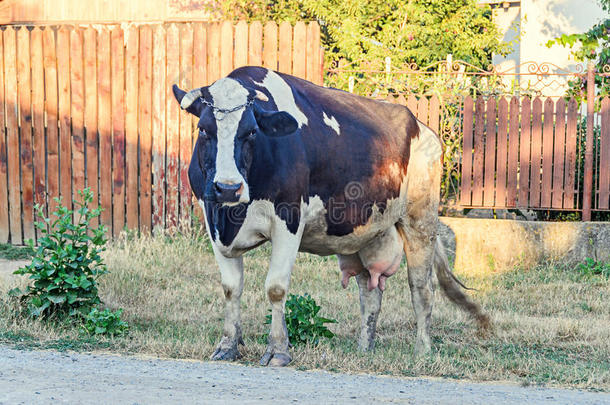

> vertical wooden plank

[
  {"left": 234, "top": 21, "right": 248, "bottom": 70},
  {"left": 220, "top": 21, "right": 233, "bottom": 77},
  {"left": 564, "top": 98, "right": 578, "bottom": 209},
  {"left": 139, "top": 26, "right": 153, "bottom": 231},
  {"left": 483, "top": 98, "right": 497, "bottom": 207},
  {"left": 111, "top": 26, "right": 125, "bottom": 236},
  {"left": 70, "top": 28, "right": 85, "bottom": 203},
  {"left": 4, "top": 28, "right": 20, "bottom": 244},
  {"left": 97, "top": 27, "right": 113, "bottom": 232},
  {"left": 191, "top": 23, "right": 206, "bottom": 223},
  {"left": 428, "top": 95, "right": 440, "bottom": 135},
  {"left": 472, "top": 96, "right": 485, "bottom": 206},
  {"left": 495, "top": 97, "right": 508, "bottom": 208},
  {"left": 552, "top": 98, "right": 567, "bottom": 209},
  {"left": 152, "top": 25, "right": 167, "bottom": 229},
  {"left": 207, "top": 23, "right": 220, "bottom": 83},
  {"left": 125, "top": 25, "right": 139, "bottom": 231},
  {"left": 311, "top": 22, "right": 322, "bottom": 85},
  {"left": 530, "top": 97, "right": 543, "bottom": 208},
  {"left": 31, "top": 28, "right": 45, "bottom": 229},
  {"left": 0, "top": 30, "right": 8, "bottom": 243},
  {"left": 518, "top": 97, "right": 531, "bottom": 207},
  {"left": 599, "top": 97, "right": 610, "bottom": 209},
  {"left": 43, "top": 27, "right": 60, "bottom": 218},
  {"left": 395, "top": 94, "right": 407, "bottom": 106},
  {"left": 57, "top": 26, "right": 72, "bottom": 213},
  {"left": 263, "top": 21, "right": 278, "bottom": 71},
  {"left": 18, "top": 27, "right": 35, "bottom": 241},
  {"left": 292, "top": 22, "right": 306, "bottom": 78},
  {"left": 541, "top": 98, "right": 554, "bottom": 208},
  {"left": 166, "top": 24, "right": 180, "bottom": 228},
  {"left": 460, "top": 96, "right": 474, "bottom": 206},
  {"left": 417, "top": 97, "right": 429, "bottom": 125},
  {"left": 193, "top": 23, "right": 207, "bottom": 87},
  {"left": 506, "top": 96, "right": 519, "bottom": 207},
  {"left": 248, "top": 21, "right": 263, "bottom": 67},
  {"left": 306, "top": 22, "right": 319, "bottom": 82},
  {"left": 278, "top": 21, "right": 292, "bottom": 74},
  {"left": 84, "top": 27, "right": 98, "bottom": 226},
  {"left": 407, "top": 95, "right": 417, "bottom": 115},
  {"left": 179, "top": 23, "right": 194, "bottom": 224}
]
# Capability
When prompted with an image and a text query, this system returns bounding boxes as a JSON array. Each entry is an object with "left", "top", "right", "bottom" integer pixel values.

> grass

[
  {"left": 1, "top": 226, "right": 609, "bottom": 390},
  {"left": 0, "top": 243, "right": 33, "bottom": 260}
]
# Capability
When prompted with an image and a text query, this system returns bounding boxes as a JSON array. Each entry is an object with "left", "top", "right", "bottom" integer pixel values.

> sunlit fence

[
  {"left": 0, "top": 21, "right": 323, "bottom": 244},
  {"left": 327, "top": 59, "right": 610, "bottom": 221}
]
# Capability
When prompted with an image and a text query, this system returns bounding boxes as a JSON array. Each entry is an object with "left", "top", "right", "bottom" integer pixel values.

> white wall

[{"left": 489, "top": 0, "right": 606, "bottom": 95}]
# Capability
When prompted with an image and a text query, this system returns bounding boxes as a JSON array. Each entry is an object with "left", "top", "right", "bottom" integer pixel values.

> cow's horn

[
  {"left": 254, "top": 90, "right": 268, "bottom": 102},
  {"left": 180, "top": 88, "right": 203, "bottom": 109}
]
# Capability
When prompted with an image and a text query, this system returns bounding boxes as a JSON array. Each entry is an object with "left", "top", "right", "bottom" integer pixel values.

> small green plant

[
  {"left": 577, "top": 258, "right": 610, "bottom": 279},
  {"left": 82, "top": 308, "right": 129, "bottom": 337},
  {"left": 10, "top": 188, "right": 109, "bottom": 318},
  {"left": 265, "top": 293, "right": 337, "bottom": 346}
]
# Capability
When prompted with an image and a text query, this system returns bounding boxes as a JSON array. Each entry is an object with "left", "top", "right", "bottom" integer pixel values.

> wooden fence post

[{"left": 582, "top": 61, "right": 595, "bottom": 221}]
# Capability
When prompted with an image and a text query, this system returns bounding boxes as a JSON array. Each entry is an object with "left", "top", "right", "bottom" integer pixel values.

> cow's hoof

[
  {"left": 211, "top": 346, "right": 242, "bottom": 361},
  {"left": 260, "top": 350, "right": 291, "bottom": 367}
]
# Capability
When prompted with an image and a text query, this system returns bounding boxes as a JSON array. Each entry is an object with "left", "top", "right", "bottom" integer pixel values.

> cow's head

[{"left": 173, "top": 78, "right": 298, "bottom": 205}]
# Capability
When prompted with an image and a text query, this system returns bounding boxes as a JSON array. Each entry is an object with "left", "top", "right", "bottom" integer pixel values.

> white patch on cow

[
  {"left": 208, "top": 78, "right": 250, "bottom": 204},
  {"left": 411, "top": 121, "right": 442, "bottom": 164},
  {"left": 253, "top": 70, "right": 308, "bottom": 128},
  {"left": 322, "top": 112, "right": 340, "bottom": 135}
]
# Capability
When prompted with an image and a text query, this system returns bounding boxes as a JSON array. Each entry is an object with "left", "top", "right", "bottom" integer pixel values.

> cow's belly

[{"left": 299, "top": 195, "right": 406, "bottom": 256}]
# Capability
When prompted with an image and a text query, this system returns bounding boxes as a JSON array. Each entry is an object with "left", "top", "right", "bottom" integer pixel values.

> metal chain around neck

[{"left": 201, "top": 98, "right": 254, "bottom": 120}]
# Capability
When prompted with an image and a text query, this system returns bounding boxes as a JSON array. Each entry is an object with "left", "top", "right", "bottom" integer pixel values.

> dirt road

[{"left": 0, "top": 346, "right": 608, "bottom": 404}]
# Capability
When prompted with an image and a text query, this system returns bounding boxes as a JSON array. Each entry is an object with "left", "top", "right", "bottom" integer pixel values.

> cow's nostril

[{"left": 214, "top": 182, "right": 243, "bottom": 202}]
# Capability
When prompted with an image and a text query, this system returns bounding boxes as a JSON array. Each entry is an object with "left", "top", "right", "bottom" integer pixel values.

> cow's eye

[
  {"left": 199, "top": 129, "right": 209, "bottom": 140},
  {"left": 247, "top": 129, "right": 257, "bottom": 140}
]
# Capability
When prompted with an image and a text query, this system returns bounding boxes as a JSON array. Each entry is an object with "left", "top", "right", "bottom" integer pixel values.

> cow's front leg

[
  {"left": 260, "top": 223, "right": 303, "bottom": 367},
  {"left": 211, "top": 251, "right": 244, "bottom": 361}
]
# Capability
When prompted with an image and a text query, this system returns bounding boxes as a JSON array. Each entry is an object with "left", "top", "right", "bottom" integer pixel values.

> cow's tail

[{"left": 433, "top": 238, "right": 492, "bottom": 333}]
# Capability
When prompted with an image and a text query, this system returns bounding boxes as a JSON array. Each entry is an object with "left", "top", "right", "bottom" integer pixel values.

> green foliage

[
  {"left": 82, "top": 308, "right": 129, "bottom": 337},
  {"left": 9, "top": 189, "right": 109, "bottom": 318},
  {"left": 577, "top": 258, "right": 610, "bottom": 279},
  {"left": 0, "top": 243, "right": 34, "bottom": 260},
  {"left": 217, "top": 0, "right": 510, "bottom": 70},
  {"left": 265, "top": 293, "right": 336, "bottom": 346}
]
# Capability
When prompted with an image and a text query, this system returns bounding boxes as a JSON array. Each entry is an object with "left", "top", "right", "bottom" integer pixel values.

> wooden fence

[
  {"left": 0, "top": 21, "right": 323, "bottom": 244},
  {"left": 383, "top": 92, "right": 610, "bottom": 217}
]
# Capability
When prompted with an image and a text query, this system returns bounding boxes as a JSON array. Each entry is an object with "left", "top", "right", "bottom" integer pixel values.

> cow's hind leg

[
  {"left": 396, "top": 219, "right": 436, "bottom": 357},
  {"left": 211, "top": 252, "right": 244, "bottom": 361},
  {"left": 260, "top": 222, "right": 303, "bottom": 367},
  {"left": 396, "top": 122, "right": 443, "bottom": 356}
]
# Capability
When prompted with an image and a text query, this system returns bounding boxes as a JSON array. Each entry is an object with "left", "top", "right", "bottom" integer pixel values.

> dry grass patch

[{"left": 1, "top": 227, "right": 609, "bottom": 390}]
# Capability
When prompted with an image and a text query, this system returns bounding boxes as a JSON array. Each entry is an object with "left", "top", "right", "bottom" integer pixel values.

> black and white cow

[{"left": 172, "top": 66, "right": 489, "bottom": 367}]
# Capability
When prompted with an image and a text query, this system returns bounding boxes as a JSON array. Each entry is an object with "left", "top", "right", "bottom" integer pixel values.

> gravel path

[{"left": 0, "top": 346, "right": 608, "bottom": 404}]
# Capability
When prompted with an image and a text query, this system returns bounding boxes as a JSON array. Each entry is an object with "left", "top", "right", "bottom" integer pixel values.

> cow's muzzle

[{"left": 214, "top": 182, "right": 243, "bottom": 203}]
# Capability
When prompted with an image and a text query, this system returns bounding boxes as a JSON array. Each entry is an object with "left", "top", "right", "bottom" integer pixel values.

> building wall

[{"left": 489, "top": 0, "right": 606, "bottom": 73}]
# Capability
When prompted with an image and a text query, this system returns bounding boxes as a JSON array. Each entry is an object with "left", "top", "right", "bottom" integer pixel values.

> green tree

[{"left": 218, "top": 0, "right": 511, "bottom": 70}]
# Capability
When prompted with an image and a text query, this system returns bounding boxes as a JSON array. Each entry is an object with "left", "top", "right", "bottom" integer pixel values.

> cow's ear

[
  {"left": 173, "top": 84, "right": 204, "bottom": 116},
  {"left": 253, "top": 104, "right": 298, "bottom": 137}
]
